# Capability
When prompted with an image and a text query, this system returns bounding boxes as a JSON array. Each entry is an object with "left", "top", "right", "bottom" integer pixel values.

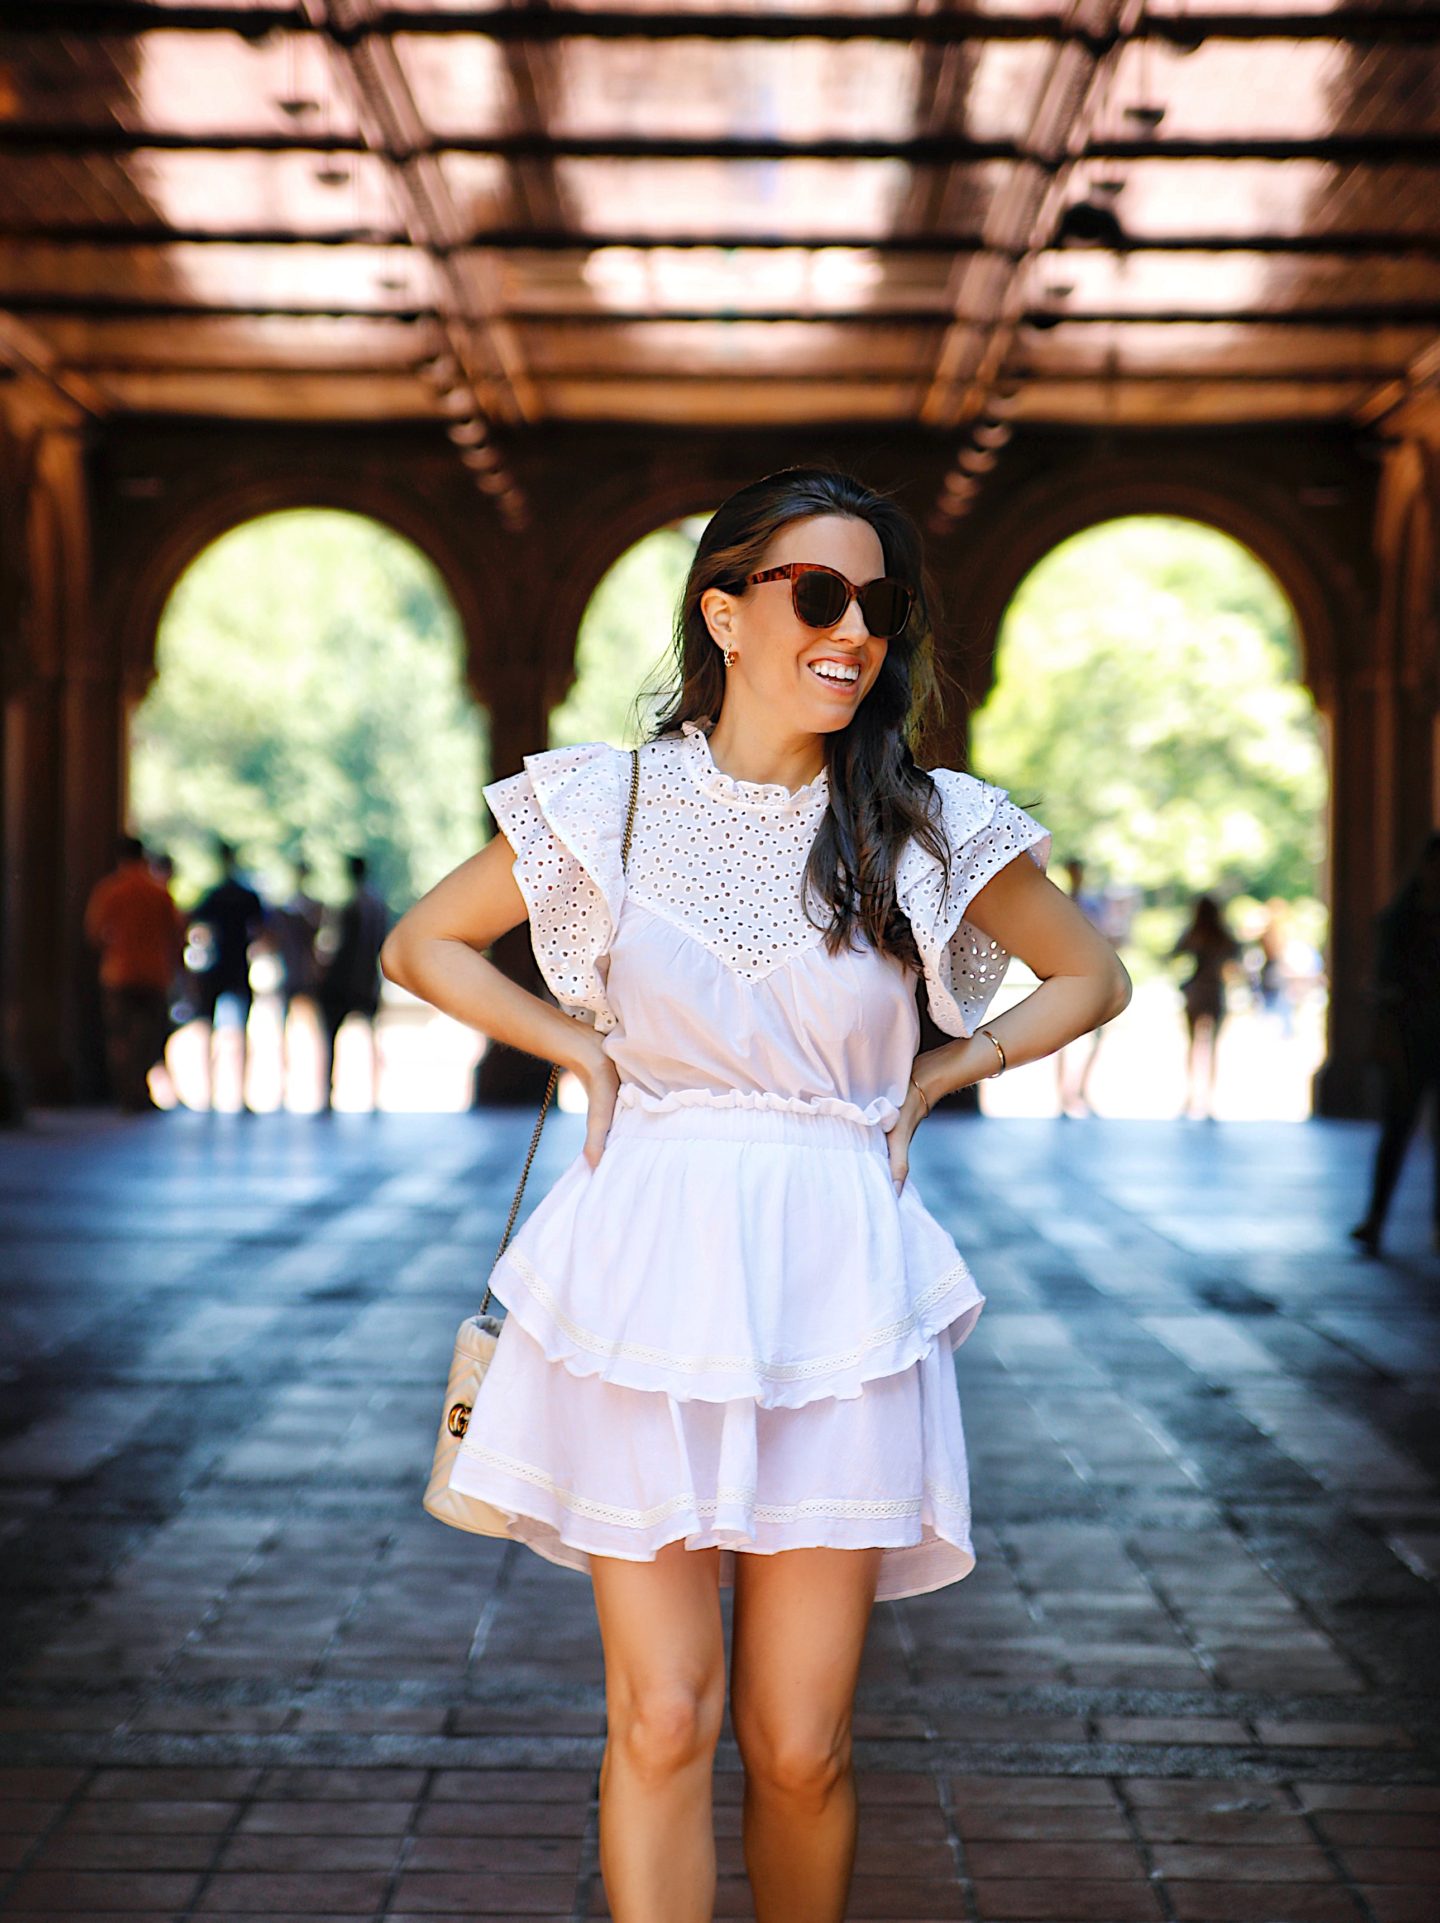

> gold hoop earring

[{"left": 723, "top": 646, "right": 739, "bottom": 667}]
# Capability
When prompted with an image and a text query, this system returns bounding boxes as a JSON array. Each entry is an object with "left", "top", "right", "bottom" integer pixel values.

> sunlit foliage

[
  {"left": 971, "top": 517, "right": 1326, "bottom": 905},
  {"left": 549, "top": 515, "right": 710, "bottom": 749},
  {"left": 130, "top": 510, "right": 487, "bottom": 913}
]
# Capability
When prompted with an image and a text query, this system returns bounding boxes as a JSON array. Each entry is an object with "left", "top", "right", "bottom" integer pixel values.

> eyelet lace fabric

[
  {"left": 622, "top": 723, "right": 834, "bottom": 981},
  {"left": 895, "top": 768, "right": 1053, "bottom": 1037},
  {"left": 483, "top": 725, "right": 1049, "bottom": 1036},
  {"left": 483, "top": 741, "right": 627, "bottom": 1030}
]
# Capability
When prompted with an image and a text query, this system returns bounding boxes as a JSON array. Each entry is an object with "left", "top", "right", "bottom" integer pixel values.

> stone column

[
  {"left": 472, "top": 580, "right": 563, "bottom": 1107},
  {"left": 1314, "top": 440, "right": 1440, "bottom": 1117},
  {"left": 921, "top": 547, "right": 988, "bottom": 1111},
  {"left": 0, "top": 401, "right": 32, "bottom": 1120},
  {"left": 1315, "top": 668, "right": 1385, "bottom": 1117},
  {"left": 37, "top": 426, "right": 123, "bottom": 1103},
  {"left": 0, "top": 406, "right": 105, "bottom": 1108},
  {"left": 2, "top": 673, "right": 69, "bottom": 1108}
]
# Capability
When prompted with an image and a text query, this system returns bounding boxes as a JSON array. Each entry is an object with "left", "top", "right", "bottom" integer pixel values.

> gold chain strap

[{"left": 479, "top": 745, "right": 641, "bottom": 1316}]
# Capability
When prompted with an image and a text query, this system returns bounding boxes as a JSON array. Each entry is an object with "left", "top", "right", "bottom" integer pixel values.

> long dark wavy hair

[{"left": 649, "top": 466, "right": 955, "bottom": 970}]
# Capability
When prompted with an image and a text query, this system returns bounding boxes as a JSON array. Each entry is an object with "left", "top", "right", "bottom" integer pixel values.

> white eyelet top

[{"left": 483, "top": 720, "right": 1051, "bottom": 1131}]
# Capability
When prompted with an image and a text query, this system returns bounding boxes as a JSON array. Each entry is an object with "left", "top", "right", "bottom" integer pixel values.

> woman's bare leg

[
  {"left": 1205, "top": 1013, "right": 1223, "bottom": 1115},
  {"left": 1182, "top": 1011, "right": 1200, "bottom": 1114},
  {"left": 1075, "top": 1025, "right": 1103, "bottom": 1109},
  {"left": 237, "top": 1006, "right": 252, "bottom": 1112},
  {"left": 730, "top": 1545, "right": 884, "bottom": 1923},
  {"left": 590, "top": 1540, "right": 726, "bottom": 1923},
  {"left": 194, "top": 1019, "right": 213, "bottom": 1111}
]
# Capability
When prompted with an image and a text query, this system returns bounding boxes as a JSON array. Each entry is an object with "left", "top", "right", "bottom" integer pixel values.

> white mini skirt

[{"left": 447, "top": 1101, "right": 986, "bottom": 1602}]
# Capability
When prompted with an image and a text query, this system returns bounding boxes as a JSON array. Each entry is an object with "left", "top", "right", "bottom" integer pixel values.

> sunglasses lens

[
  {"left": 785, "top": 567, "right": 911, "bottom": 636},
  {"left": 792, "top": 569, "right": 849, "bottom": 628},
  {"left": 860, "top": 581, "right": 912, "bottom": 638}
]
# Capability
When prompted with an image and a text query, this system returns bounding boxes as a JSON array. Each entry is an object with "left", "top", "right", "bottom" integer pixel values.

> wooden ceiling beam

[
  {"left": 298, "top": 0, "right": 534, "bottom": 521},
  {"left": 73, "top": 363, "right": 1403, "bottom": 387},
  {"left": 1010, "top": 307, "right": 1440, "bottom": 330},
  {"left": 1354, "top": 335, "right": 1440, "bottom": 428},
  {"left": 9, "top": 226, "right": 1440, "bottom": 264},
  {"left": 6, "top": 296, "right": 1434, "bottom": 330},
  {"left": 8, "top": 132, "right": 1440, "bottom": 166},
  {"left": 922, "top": 0, "right": 1145, "bottom": 449},
  {"left": 18, "top": 4, "right": 1440, "bottom": 45},
  {"left": 0, "top": 311, "right": 111, "bottom": 416},
  {"left": 0, "top": 297, "right": 439, "bottom": 321}
]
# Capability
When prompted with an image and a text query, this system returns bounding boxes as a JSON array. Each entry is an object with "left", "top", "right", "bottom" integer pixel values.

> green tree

[
  {"left": 130, "top": 509, "right": 487, "bottom": 915},
  {"left": 970, "top": 517, "right": 1326, "bottom": 904}
]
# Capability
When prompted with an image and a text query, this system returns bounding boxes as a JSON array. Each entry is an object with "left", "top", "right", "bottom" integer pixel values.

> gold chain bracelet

[{"left": 909, "top": 1075, "right": 931, "bottom": 1119}]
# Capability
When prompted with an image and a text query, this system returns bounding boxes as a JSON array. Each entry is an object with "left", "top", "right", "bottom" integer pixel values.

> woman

[
  {"left": 1350, "top": 831, "right": 1440, "bottom": 1256},
  {"left": 1171, "top": 892, "right": 1241, "bottom": 1121},
  {"left": 381, "top": 467, "right": 1130, "bottom": 1923}
]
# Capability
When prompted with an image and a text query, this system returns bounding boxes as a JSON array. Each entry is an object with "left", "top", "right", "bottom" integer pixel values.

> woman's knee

[
  {"left": 609, "top": 1679, "right": 724, "bottom": 1779},
  {"left": 592, "top": 1543, "right": 725, "bottom": 1781},
  {"left": 734, "top": 1713, "right": 853, "bottom": 1802}
]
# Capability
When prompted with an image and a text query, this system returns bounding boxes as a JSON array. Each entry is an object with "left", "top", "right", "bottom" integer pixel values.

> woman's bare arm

[
  {"left": 912, "top": 853, "right": 1133, "bottom": 1109},
  {"left": 379, "top": 834, "right": 618, "bottom": 1164}
]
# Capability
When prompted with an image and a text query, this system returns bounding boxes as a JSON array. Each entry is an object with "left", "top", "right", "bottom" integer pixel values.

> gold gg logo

[{"left": 446, "top": 1402, "right": 471, "bottom": 1439}]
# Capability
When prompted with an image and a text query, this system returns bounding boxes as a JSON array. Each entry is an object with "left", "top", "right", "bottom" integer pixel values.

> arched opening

[
  {"left": 969, "top": 515, "right": 1329, "bottom": 1121},
  {"left": 128, "top": 508, "right": 490, "bottom": 1114},
  {"left": 549, "top": 511, "right": 712, "bottom": 750}
]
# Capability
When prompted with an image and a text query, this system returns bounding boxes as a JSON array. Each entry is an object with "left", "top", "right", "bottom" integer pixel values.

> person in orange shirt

[{"left": 84, "top": 835, "right": 186, "bottom": 1113}]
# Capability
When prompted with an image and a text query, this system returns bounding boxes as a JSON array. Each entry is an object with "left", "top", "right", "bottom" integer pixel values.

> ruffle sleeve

[
  {"left": 483, "top": 741, "right": 629, "bottom": 1031},
  {"left": 896, "top": 768, "right": 1052, "bottom": 1038}
]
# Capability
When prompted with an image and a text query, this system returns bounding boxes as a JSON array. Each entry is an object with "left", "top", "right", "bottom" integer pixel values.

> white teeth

[{"left": 809, "top": 661, "right": 859, "bottom": 684}]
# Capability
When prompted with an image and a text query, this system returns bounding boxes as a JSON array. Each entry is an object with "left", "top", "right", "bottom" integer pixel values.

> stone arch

[
  {"left": 124, "top": 498, "right": 491, "bottom": 902},
  {"left": 941, "top": 455, "right": 1361, "bottom": 720},
  {"left": 966, "top": 489, "right": 1338, "bottom": 1119},
  {"left": 532, "top": 472, "right": 724, "bottom": 714},
  {"left": 1398, "top": 462, "right": 1438, "bottom": 698},
  {"left": 104, "top": 465, "right": 499, "bottom": 709}
]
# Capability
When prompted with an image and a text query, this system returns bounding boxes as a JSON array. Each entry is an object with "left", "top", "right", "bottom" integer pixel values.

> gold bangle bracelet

[
  {"left": 978, "top": 1027, "right": 1006, "bottom": 1077},
  {"left": 909, "top": 1075, "right": 931, "bottom": 1119}
]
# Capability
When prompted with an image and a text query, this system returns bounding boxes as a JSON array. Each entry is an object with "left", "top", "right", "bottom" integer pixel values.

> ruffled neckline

[{"left": 679, "top": 719, "right": 830, "bottom": 812}]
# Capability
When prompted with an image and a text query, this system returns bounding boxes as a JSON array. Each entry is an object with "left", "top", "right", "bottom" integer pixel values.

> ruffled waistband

[
  {"left": 608, "top": 1094, "right": 890, "bottom": 1154},
  {"left": 490, "top": 1079, "right": 982, "bottom": 1409},
  {"left": 611, "top": 1082, "right": 898, "bottom": 1136}
]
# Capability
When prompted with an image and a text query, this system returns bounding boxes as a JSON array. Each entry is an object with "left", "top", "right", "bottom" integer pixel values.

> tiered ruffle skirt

[{"left": 447, "top": 1101, "right": 986, "bottom": 1602}]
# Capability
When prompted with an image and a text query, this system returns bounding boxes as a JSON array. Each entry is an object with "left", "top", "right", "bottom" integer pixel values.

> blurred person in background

[
  {"left": 272, "top": 856, "right": 325, "bottom": 1103},
  {"left": 189, "top": 839, "right": 268, "bottom": 1113},
  {"left": 1351, "top": 832, "right": 1440, "bottom": 1258},
  {"left": 1252, "top": 899, "right": 1295, "bottom": 1039},
  {"left": 84, "top": 835, "right": 186, "bottom": 1113},
  {"left": 146, "top": 849, "right": 188, "bottom": 1107},
  {"left": 317, "top": 853, "right": 390, "bottom": 1113},
  {"left": 1171, "top": 893, "right": 1242, "bottom": 1121},
  {"left": 1056, "top": 857, "right": 1111, "bottom": 1117}
]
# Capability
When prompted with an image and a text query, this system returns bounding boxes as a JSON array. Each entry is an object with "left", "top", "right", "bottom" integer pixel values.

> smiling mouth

[{"left": 807, "top": 661, "right": 861, "bottom": 688}]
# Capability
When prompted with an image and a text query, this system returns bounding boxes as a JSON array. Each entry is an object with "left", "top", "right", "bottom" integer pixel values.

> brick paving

[{"left": 1, "top": 1108, "right": 1437, "bottom": 1921}]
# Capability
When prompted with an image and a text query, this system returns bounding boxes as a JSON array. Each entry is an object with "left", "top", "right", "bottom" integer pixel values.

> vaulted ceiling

[{"left": 4, "top": 2, "right": 1439, "bottom": 525}]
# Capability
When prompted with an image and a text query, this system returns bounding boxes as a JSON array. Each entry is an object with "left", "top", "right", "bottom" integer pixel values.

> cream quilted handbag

[{"left": 423, "top": 746, "right": 641, "bottom": 1535}]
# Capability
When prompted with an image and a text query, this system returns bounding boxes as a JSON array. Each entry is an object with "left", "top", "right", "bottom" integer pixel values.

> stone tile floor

[{"left": 0, "top": 1108, "right": 1437, "bottom": 1921}]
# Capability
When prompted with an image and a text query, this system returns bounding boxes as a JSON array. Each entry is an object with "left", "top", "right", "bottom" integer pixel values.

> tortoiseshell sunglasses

[{"left": 746, "top": 562, "right": 915, "bottom": 640}]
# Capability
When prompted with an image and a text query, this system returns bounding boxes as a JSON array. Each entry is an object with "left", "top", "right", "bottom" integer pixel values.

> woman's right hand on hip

[{"left": 573, "top": 1041, "right": 621, "bottom": 1169}]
